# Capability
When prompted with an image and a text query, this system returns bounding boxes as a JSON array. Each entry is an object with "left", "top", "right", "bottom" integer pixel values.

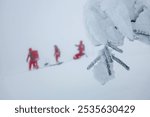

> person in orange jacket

[
  {"left": 54, "top": 45, "right": 61, "bottom": 63},
  {"left": 73, "top": 40, "right": 85, "bottom": 59},
  {"left": 26, "top": 48, "right": 39, "bottom": 70}
]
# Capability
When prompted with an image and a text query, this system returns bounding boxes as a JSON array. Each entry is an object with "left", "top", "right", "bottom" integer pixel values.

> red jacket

[
  {"left": 27, "top": 50, "right": 39, "bottom": 62},
  {"left": 54, "top": 46, "right": 60, "bottom": 56},
  {"left": 76, "top": 41, "right": 85, "bottom": 52}
]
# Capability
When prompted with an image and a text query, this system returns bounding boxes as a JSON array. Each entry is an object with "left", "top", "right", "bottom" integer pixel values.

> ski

[
  {"left": 44, "top": 62, "right": 63, "bottom": 67},
  {"left": 49, "top": 62, "right": 63, "bottom": 66}
]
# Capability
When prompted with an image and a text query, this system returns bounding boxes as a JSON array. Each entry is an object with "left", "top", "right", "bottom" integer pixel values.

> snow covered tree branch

[{"left": 84, "top": 0, "right": 150, "bottom": 84}]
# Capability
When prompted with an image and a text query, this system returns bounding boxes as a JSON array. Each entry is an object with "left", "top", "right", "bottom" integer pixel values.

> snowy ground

[
  {"left": 0, "top": 0, "right": 150, "bottom": 99},
  {"left": 1, "top": 39, "right": 150, "bottom": 100}
]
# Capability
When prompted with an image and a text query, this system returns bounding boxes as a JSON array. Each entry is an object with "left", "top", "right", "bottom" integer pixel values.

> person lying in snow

[{"left": 73, "top": 40, "right": 85, "bottom": 59}]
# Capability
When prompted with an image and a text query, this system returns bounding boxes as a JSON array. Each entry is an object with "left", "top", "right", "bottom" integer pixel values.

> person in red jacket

[
  {"left": 26, "top": 48, "right": 39, "bottom": 70},
  {"left": 54, "top": 45, "right": 61, "bottom": 63},
  {"left": 73, "top": 40, "right": 85, "bottom": 59}
]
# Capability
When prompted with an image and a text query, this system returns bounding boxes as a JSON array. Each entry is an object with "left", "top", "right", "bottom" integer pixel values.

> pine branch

[
  {"left": 87, "top": 55, "right": 102, "bottom": 70},
  {"left": 133, "top": 29, "right": 150, "bottom": 36},
  {"left": 104, "top": 53, "right": 112, "bottom": 76},
  {"left": 104, "top": 46, "right": 113, "bottom": 63},
  {"left": 107, "top": 42, "right": 123, "bottom": 53},
  {"left": 112, "top": 55, "right": 130, "bottom": 70}
]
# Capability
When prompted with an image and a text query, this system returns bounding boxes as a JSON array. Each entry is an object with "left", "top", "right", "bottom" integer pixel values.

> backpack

[{"left": 30, "top": 50, "right": 39, "bottom": 61}]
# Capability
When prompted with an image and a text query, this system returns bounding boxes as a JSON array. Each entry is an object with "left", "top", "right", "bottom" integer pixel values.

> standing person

[
  {"left": 73, "top": 40, "right": 85, "bottom": 59},
  {"left": 26, "top": 48, "right": 39, "bottom": 70},
  {"left": 54, "top": 45, "right": 61, "bottom": 63}
]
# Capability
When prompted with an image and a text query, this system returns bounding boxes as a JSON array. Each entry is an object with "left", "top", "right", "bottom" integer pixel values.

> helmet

[
  {"left": 29, "top": 48, "right": 32, "bottom": 52},
  {"left": 54, "top": 45, "right": 57, "bottom": 48}
]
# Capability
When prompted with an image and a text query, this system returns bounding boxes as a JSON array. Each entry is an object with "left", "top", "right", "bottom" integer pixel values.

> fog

[{"left": 0, "top": 0, "right": 150, "bottom": 99}]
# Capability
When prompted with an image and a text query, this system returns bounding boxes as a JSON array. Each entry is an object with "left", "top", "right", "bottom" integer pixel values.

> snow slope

[
  {"left": 0, "top": 0, "right": 150, "bottom": 99},
  {"left": 1, "top": 39, "right": 150, "bottom": 100}
]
